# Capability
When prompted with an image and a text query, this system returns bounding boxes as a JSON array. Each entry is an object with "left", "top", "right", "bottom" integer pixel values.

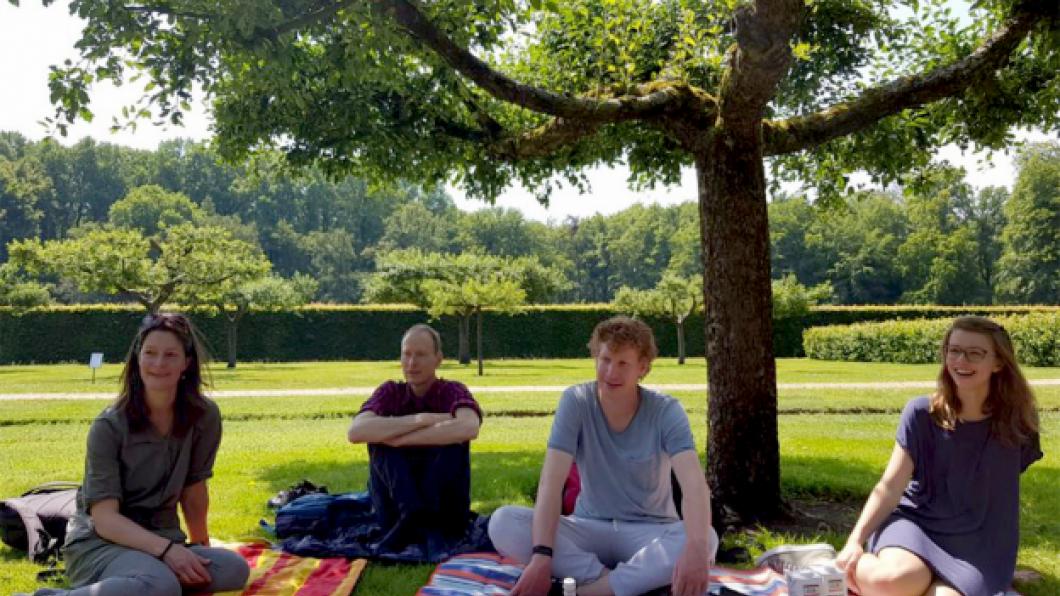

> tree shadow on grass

[{"left": 254, "top": 450, "right": 546, "bottom": 518}]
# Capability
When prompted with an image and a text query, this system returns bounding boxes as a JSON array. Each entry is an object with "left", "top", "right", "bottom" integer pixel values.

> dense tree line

[
  {"left": 770, "top": 144, "right": 1059, "bottom": 306},
  {"left": 2, "top": 132, "right": 1057, "bottom": 307}
]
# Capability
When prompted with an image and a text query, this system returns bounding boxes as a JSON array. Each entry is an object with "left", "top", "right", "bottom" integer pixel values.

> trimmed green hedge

[
  {"left": 0, "top": 305, "right": 705, "bottom": 364},
  {"left": 804, "top": 312, "right": 1060, "bottom": 367},
  {"left": 1, "top": 304, "right": 1056, "bottom": 364}
]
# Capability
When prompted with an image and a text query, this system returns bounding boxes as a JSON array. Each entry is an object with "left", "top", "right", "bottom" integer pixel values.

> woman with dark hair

[
  {"left": 836, "top": 316, "right": 1042, "bottom": 596},
  {"left": 31, "top": 313, "right": 249, "bottom": 595}
]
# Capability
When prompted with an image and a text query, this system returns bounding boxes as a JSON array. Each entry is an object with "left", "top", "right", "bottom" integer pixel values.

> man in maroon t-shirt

[{"left": 347, "top": 324, "right": 482, "bottom": 549}]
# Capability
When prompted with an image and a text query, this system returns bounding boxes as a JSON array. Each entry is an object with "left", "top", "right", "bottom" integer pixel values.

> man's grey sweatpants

[
  {"left": 31, "top": 545, "right": 249, "bottom": 596},
  {"left": 488, "top": 505, "right": 718, "bottom": 596}
]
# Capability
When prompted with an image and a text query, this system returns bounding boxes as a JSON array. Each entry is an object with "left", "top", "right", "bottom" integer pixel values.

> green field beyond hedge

[{"left": 1, "top": 359, "right": 1059, "bottom": 595}]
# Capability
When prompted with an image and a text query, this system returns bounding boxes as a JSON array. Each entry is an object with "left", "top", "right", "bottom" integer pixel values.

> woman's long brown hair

[
  {"left": 930, "top": 316, "right": 1039, "bottom": 447},
  {"left": 115, "top": 312, "right": 210, "bottom": 437}
]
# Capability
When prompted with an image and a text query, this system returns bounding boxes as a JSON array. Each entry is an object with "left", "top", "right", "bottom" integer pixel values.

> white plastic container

[
  {"left": 787, "top": 568, "right": 824, "bottom": 596},
  {"left": 562, "top": 577, "right": 577, "bottom": 596},
  {"left": 808, "top": 562, "right": 847, "bottom": 596}
]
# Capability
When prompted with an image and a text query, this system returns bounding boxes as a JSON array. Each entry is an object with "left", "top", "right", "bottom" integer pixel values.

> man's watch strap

[{"left": 531, "top": 544, "right": 554, "bottom": 558}]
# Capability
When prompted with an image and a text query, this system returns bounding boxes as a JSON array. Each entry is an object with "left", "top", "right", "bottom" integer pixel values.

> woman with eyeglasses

[
  {"left": 31, "top": 313, "right": 249, "bottom": 595},
  {"left": 835, "top": 316, "right": 1042, "bottom": 596}
]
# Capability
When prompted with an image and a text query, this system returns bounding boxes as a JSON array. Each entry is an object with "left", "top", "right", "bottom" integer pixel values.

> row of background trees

[{"left": 3, "top": 132, "right": 1057, "bottom": 310}]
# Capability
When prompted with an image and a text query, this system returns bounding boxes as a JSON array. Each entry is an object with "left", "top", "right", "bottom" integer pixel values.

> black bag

[{"left": 0, "top": 481, "right": 79, "bottom": 562}]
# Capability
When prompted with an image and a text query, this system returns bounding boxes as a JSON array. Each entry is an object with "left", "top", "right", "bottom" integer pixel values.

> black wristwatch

[{"left": 531, "top": 544, "right": 554, "bottom": 558}]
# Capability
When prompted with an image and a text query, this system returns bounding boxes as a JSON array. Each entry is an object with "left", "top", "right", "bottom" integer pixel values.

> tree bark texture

[
  {"left": 697, "top": 131, "right": 780, "bottom": 522},
  {"left": 226, "top": 313, "right": 241, "bottom": 369},
  {"left": 476, "top": 307, "right": 484, "bottom": 376},
  {"left": 458, "top": 315, "right": 471, "bottom": 365},
  {"left": 676, "top": 320, "right": 686, "bottom": 365}
]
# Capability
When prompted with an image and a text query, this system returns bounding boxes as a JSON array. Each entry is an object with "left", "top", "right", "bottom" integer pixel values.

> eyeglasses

[{"left": 945, "top": 346, "right": 990, "bottom": 363}]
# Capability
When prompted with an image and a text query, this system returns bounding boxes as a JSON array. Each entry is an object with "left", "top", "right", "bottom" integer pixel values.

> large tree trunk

[
  {"left": 458, "top": 314, "right": 471, "bottom": 364},
  {"left": 697, "top": 131, "right": 781, "bottom": 524}
]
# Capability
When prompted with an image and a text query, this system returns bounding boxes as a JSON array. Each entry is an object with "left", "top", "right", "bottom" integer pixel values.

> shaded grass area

[
  {"left": 3, "top": 358, "right": 1059, "bottom": 395},
  {"left": 1, "top": 395, "right": 1057, "bottom": 594}
]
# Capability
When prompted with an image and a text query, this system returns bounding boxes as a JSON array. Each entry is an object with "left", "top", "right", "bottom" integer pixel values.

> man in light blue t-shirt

[{"left": 489, "top": 317, "right": 718, "bottom": 596}]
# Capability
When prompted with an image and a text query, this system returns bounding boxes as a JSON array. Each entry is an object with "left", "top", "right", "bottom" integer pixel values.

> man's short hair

[
  {"left": 588, "top": 316, "right": 658, "bottom": 363},
  {"left": 402, "top": 323, "right": 442, "bottom": 355}
]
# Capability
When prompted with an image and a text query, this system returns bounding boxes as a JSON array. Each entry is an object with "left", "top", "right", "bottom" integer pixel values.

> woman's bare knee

[{"left": 855, "top": 548, "right": 932, "bottom": 596}]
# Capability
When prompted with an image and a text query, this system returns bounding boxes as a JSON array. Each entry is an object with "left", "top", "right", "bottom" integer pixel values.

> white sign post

[{"left": 89, "top": 352, "right": 104, "bottom": 384}]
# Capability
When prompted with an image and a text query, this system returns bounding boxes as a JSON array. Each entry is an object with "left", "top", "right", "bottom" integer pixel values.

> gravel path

[{"left": 3, "top": 379, "right": 1060, "bottom": 401}]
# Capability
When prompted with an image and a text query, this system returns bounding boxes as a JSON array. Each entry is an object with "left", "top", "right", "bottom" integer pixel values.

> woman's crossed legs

[{"left": 852, "top": 547, "right": 959, "bottom": 596}]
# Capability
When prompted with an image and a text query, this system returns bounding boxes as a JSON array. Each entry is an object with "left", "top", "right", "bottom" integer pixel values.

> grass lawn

[
  {"left": 1, "top": 361, "right": 1057, "bottom": 595},
  {"left": 3, "top": 357, "right": 1060, "bottom": 395}
]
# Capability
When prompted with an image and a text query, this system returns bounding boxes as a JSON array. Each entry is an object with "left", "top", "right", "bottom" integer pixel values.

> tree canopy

[
  {"left": 997, "top": 142, "right": 1060, "bottom": 304},
  {"left": 10, "top": 223, "right": 271, "bottom": 313}
]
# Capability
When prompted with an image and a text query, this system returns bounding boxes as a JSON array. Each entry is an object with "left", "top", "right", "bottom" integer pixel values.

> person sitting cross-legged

[
  {"left": 347, "top": 323, "right": 483, "bottom": 551},
  {"left": 25, "top": 313, "right": 249, "bottom": 596},
  {"left": 489, "top": 316, "right": 718, "bottom": 596}
]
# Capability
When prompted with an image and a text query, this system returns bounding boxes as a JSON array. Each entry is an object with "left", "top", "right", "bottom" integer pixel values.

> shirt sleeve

[
  {"left": 82, "top": 414, "right": 124, "bottom": 508},
  {"left": 1020, "top": 432, "right": 1043, "bottom": 473},
  {"left": 359, "top": 382, "right": 396, "bottom": 416},
  {"left": 660, "top": 398, "right": 696, "bottom": 456},
  {"left": 186, "top": 400, "right": 222, "bottom": 485},
  {"left": 447, "top": 383, "right": 483, "bottom": 422},
  {"left": 896, "top": 397, "right": 924, "bottom": 464},
  {"left": 547, "top": 386, "right": 582, "bottom": 456}
]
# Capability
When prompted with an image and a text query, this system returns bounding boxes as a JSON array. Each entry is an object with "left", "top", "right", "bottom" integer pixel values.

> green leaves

[
  {"left": 364, "top": 249, "right": 568, "bottom": 307},
  {"left": 9, "top": 221, "right": 270, "bottom": 312},
  {"left": 996, "top": 142, "right": 1060, "bottom": 304},
  {"left": 613, "top": 272, "right": 701, "bottom": 321},
  {"left": 804, "top": 312, "right": 1060, "bottom": 366}
]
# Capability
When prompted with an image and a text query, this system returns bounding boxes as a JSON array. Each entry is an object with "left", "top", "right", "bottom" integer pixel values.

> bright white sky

[{"left": 0, "top": 2, "right": 1054, "bottom": 223}]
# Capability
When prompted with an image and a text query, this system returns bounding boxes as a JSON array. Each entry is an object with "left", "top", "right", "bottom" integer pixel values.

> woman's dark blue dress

[{"left": 868, "top": 397, "right": 1042, "bottom": 596}]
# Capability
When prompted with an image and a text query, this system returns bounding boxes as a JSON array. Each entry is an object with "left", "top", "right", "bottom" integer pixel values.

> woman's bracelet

[{"left": 157, "top": 539, "right": 176, "bottom": 560}]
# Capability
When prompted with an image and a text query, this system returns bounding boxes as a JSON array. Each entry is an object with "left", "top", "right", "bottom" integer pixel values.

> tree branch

[
  {"left": 763, "top": 3, "right": 1052, "bottom": 155},
  {"left": 490, "top": 119, "right": 602, "bottom": 160},
  {"left": 719, "top": 0, "right": 804, "bottom": 129},
  {"left": 375, "top": 0, "right": 689, "bottom": 122}
]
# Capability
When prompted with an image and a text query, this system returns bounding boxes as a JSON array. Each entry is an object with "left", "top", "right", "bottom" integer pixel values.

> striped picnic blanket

[
  {"left": 207, "top": 541, "right": 366, "bottom": 596},
  {"left": 416, "top": 552, "right": 789, "bottom": 595}
]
